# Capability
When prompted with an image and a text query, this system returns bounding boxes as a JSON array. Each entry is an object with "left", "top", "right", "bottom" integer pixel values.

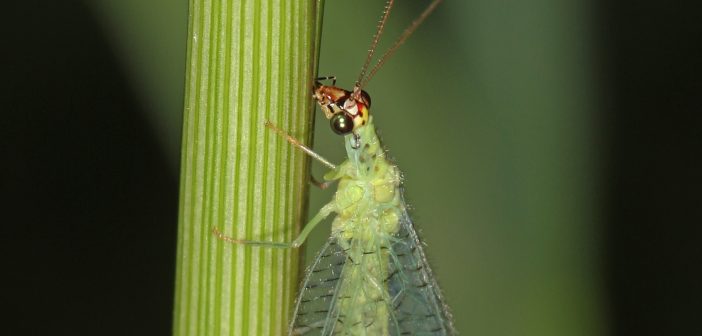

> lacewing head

[
  {"left": 312, "top": 0, "right": 441, "bottom": 136},
  {"left": 313, "top": 82, "right": 371, "bottom": 136}
]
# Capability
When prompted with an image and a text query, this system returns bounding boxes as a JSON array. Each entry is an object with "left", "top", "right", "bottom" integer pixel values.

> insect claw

[
  {"left": 212, "top": 226, "right": 245, "bottom": 244},
  {"left": 311, "top": 175, "right": 335, "bottom": 190}
]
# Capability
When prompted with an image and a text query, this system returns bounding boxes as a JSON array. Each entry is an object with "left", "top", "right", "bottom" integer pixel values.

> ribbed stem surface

[{"left": 173, "top": 1, "right": 322, "bottom": 335}]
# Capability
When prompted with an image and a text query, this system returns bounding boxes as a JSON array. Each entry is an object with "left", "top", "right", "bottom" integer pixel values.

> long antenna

[
  {"left": 359, "top": 0, "right": 443, "bottom": 89},
  {"left": 355, "top": 0, "right": 395, "bottom": 87}
]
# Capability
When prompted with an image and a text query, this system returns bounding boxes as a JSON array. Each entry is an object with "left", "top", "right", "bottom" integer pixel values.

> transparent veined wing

[
  {"left": 289, "top": 238, "right": 347, "bottom": 336},
  {"left": 289, "top": 192, "right": 455, "bottom": 336},
  {"left": 385, "top": 193, "right": 456, "bottom": 335}
]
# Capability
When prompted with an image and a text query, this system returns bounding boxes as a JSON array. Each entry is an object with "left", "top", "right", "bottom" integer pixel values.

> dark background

[
  {"left": 2, "top": 1, "right": 699, "bottom": 335},
  {"left": 3, "top": 2, "right": 178, "bottom": 334},
  {"left": 599, "top": 1, "right": 701, "bottom": 334}
]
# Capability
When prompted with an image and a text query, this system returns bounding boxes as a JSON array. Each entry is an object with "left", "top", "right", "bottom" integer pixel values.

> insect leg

[
  {"left": 314, "top": 75, "right": 336, "bottom": 86},
  {"left": 265, "top": 120, "right": 337, "bottom": 170},
  {"left": 310, "top": 175, "right": 336, "bottom": 190},
  {"left": 212, "top": 203, "right": 335, "bottom": 249},
  {"left": 289, "top": 202, "right": 335, "bottom": 247}
]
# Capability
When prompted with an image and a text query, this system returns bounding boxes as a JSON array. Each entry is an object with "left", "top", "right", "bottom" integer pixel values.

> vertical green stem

[{"left": 173, "top": 1, "right": 323, "bottom": 335}]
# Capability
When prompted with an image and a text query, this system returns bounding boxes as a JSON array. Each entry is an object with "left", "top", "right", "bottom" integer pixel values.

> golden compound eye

[{"left": 330, "top": 113, "right": 354, "bottom": 135}]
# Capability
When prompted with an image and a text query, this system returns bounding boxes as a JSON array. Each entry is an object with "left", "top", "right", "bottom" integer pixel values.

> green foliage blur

[{"left": 92, "top": 0, "right": 603, "bottom": 334}]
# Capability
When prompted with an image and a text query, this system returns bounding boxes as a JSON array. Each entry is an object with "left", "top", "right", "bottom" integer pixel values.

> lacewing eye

[
  {"left": 331, "top": 113, "right": 354, "bottom": 135},
  {"left": 360, "top": 90, "right": 371, "bottom": 108}
]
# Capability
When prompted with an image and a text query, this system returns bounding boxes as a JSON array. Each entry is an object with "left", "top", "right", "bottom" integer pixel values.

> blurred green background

[
  {"left": 311, "top": 1, "right": 601, "bottom": 335},
  {"left": 4, "top": 0, "right": 699, "bottom": 335},
  {"left": 94, "top": 0, "right": 602, "bottom": 334}
]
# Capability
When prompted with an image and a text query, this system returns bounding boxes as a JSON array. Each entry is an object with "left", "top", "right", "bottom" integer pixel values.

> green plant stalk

[{"left": 173, "top": 1, "right": 324, "bottom": 335}]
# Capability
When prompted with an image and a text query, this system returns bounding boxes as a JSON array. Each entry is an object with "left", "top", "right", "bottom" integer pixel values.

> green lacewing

[{"left": 214, "top": 0, "right": 455, "bottom": 334}]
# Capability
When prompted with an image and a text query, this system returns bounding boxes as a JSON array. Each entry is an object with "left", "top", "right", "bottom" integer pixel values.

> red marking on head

[{"left": 314, "top": 85, "right": 351, "bottom": 105}]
